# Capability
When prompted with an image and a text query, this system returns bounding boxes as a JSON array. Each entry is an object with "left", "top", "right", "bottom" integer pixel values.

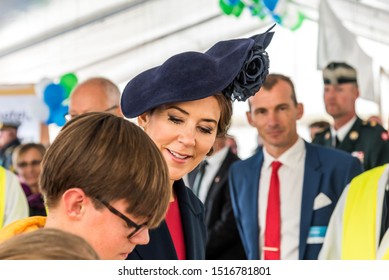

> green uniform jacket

[{"left": 313, "top": 117, "right": 389, "bottom": 171}]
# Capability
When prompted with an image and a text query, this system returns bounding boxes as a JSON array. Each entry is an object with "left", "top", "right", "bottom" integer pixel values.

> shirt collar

[
  {"left": 206, "top": 146, "right": 229, "bottom": 167},
  {"left": 263, "top": 137, "right": 305, "bottom": 169},
  {"left": 331, "top": 116, "right": 357, "bottom": 142}
]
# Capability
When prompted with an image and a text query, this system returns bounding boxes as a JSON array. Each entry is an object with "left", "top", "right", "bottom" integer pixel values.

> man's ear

[
  {"left": 296, "top": 103, "right": 304, "bottom": 120},
  {"left": 62, "top": 188, "right": 87, "bottom": 218},
  {"left": 246, "top": 111, "right": 255, "bottom": 127}
]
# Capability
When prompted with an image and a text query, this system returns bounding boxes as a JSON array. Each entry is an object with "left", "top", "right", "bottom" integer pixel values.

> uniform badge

[
  {"left": 351, "top": 151, "right": 364, "bottom": 163},
  {"left": 214, "top": 176, "right": 220, "bottom": 183},
  {"left": 349, "top": 131, "right": 359, "bottom": 140},
  {"left": 325, "top": 132, "right": 330, "bottom": 140},
  {"left": 382, "top": 132, "right": 389, "bottom": 141}
]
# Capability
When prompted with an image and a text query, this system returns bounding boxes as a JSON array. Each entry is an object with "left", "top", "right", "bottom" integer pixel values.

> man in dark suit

[
  {"left": 312, "top": 62, "right": 389, "bottom": 171},
  {"left": 188, "top": 136, "right": 246, "bottom": 259},
  {"left": 229, "top": 74, "right": 363, "bottom": 260}
]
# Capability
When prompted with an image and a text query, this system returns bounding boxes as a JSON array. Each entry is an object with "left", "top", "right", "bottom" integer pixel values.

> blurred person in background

[
  {"left": 225, "top": 135, "right": 238, "bottom": 155},
  {"left": 66, "top": 77, "right": 122, "bottom": 121},
  {"left": 12, "top": 143, "right": 47, "bottom": 216},
  {"left": 0, "top": 165, "right": 28, "bottom": 229},
  {"left": 0, "top": 120, "right": 21, "bottom": 170},
  {"left": 309, "top": 120, "right": 330, "bottom": 141},
  {"left": 0, "top": 228, "right": 99, "bottom": 260},
  {"left": 312, "top": 62, "right": 389, "bottom": 171},
  {"left": 187, "top": 135, "right": 246, "bottom": 259}
]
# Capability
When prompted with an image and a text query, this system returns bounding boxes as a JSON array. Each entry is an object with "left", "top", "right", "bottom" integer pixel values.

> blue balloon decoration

[
  {"left": 263, "top": 0, "right": 279, "bottom": 11},
  {"left": 43, "top": 83, "right": 66, "bottom": 109},
  {"left": 225, "top": 0, "right": 240, "bottom": 5},
  {"left": 51, "top": 105, "right": 68, "bottom": 127},
  {"left": 272, "top": 13, "right": 282, "bottom": 24}
]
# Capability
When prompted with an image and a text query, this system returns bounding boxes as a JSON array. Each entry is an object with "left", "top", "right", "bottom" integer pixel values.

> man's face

[
  {"left": 68, "top": 84, "right": 119, "bottom": 119},
  {"left": 75, "top": 197, "right": 150, "bottom": 260},
  {"left": 323, "top": 83, "right": 358, "bottom": 119},
  {"left": 0, "top": 128, "right": 17, "bottom": 147},
  {"left": 46, "top": 188, "right": 151, "bottom": 259},
  {"left": 246, "top": 80, "right": 303, "bottom": 157}
]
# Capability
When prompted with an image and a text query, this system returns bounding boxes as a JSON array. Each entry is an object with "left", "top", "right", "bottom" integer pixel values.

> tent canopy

[
  {"left": 1, "top": 0, "right": 388, "bottom": 85},
  {"left": 1, "top": 0, "right": 388, "bottom": 157}
]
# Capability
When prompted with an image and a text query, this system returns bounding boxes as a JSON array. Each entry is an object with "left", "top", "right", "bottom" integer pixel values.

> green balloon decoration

[
  {"left": 289, "top": 12, "right": 305, "bottom": 31},
  {"left": 59, "top": 72, "right": 78, "bottom": 98},
  {"left": 219, "top": 0, "right": 306, "bottom": 31},
  {"left": 219, "top": 0, "right": 245, "bottom": 17}
]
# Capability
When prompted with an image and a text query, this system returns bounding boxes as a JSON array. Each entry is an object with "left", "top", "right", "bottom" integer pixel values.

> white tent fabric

[
  {"left": 317, "top": 0, "right": 375, "bottom": 102},
  {"left": 0, "top": 0, "right": 388, "bottom": 157}
]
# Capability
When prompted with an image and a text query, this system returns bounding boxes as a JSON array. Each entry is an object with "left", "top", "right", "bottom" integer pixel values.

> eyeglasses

[
  {"left": 65, "top": 105, "right": 119, "bottom": 121},
  {"left": 96, "top": 198, "right": 147, "bottom": 239},
  {"left": 17, "top": 160, "right": 42, "bottom": 168}
]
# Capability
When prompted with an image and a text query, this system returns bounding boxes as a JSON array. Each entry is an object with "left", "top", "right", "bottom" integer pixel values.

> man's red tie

[{"left": 264, "top": 161, "right": 282, "bottom": 260}]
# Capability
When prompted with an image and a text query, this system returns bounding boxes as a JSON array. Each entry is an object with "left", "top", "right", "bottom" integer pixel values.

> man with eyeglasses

[
  {"left": 0, "top": 112, "right": 171, "bottom": 260},
  {"left": 66, "top": 77, "right": 122, "bottom": 121},
  {"left": 312, "top": 62, "right": 389, "bottom": 171}
]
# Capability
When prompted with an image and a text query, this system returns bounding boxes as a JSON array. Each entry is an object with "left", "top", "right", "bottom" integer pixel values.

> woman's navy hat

[{"left": 121, "top": 25, "right": 275, "bottom": 118}]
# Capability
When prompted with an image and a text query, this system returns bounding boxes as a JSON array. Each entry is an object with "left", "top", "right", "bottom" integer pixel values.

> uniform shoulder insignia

[{"left": 381, "top": 132, "right": 389, "bottom": 141}]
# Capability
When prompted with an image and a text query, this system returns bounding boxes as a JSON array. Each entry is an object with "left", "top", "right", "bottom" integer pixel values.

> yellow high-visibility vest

[
  {"left": 0, "top": 167, "right": 6, "bottom": 229},
  {"left": 342, "top": 165, "right": 389, "bottom": 259}
]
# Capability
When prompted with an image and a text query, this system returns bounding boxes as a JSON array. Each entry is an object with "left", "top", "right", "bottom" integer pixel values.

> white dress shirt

[
  {"left": 197, "top": 146, "right": 229, "bottom": 203},
  {"left": 259, "top": 137, "right": 306, "bottom": 259},
  {"left": 330, "top": 116, "right": 357, "bottom": 146}
]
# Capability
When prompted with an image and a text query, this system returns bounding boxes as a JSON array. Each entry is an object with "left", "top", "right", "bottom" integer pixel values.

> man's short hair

[
  {"left": 40, "top": 112, "right": 170, "bottom": 228},
  {"left": 323, "top": 62, "right": 357, "bottom": 85}
]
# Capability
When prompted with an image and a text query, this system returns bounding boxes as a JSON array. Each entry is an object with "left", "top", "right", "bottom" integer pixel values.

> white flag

[{"left": 317, "top": 0, "right": 375, "bottom": 102}]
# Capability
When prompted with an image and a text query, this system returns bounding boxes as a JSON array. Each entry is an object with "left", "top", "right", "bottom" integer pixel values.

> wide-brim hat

[
  {"left": 121, "top": 25, "right": 275, "bottom": 118},
  {"left": 323, "top": 62, "right": 357, "bottom": 85}
]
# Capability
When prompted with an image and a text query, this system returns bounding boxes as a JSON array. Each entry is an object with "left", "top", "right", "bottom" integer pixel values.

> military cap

[
  {"left": 0, "top": 120, "right": 20, "bottom": 130},
  {"left": 323, "top": 62, "right": 358, "bottom": 85},
  {"left": 121, "top": 25, "right": 275, "bottom": 118}
]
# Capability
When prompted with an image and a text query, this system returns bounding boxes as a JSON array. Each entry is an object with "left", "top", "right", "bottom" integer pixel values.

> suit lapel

[
  {"left": 299, "top": 142, "right": 322, "bottom": 259},
  {"left": 239, "top": 151, "right": 263, "bottom": 259}
]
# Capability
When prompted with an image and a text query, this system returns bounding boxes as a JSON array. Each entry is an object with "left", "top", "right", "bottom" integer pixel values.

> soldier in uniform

[{"left": 312, "top": 62, "right": 389, "bottom": 171}]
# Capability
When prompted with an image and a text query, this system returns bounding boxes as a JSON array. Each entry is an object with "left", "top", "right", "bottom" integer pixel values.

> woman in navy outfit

[{"left": 121, "top": 25, "right": 275, "bottom": 260}]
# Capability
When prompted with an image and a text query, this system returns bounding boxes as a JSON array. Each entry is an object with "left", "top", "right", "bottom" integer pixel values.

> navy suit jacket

[
  {"left": 229, "top": 141, "right": 362, "bottom": 260},
  {"left": 126, "top": 179, "right": 206, "bottom": 260}
]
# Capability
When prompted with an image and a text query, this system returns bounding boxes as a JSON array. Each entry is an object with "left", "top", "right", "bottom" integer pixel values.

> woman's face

[
  {"left": 139, "top": 96, "right": 221, "bottom": 182},
  {"left": 15, "top": 148, "right": 43, "bottom": 188}
]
